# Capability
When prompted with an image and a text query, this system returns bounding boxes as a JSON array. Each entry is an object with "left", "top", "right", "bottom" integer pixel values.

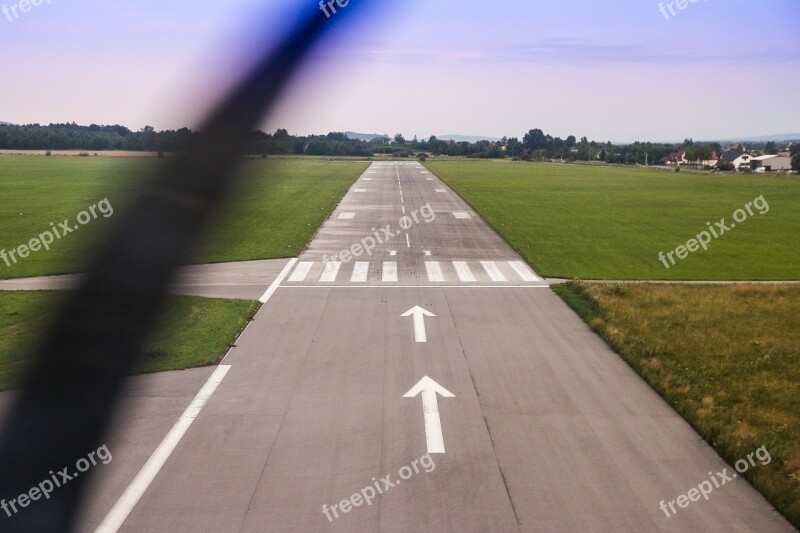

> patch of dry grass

[{"left": 554, "top": 282, "right": 800, "bottom": 527}]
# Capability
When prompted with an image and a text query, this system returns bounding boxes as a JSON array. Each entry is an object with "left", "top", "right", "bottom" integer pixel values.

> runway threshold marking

[
  {"left": 425, "top": 261, "right": 444, "bottom": 282},
  {"left": 383, "top": 261, "right": 398, "bottom": 282},
  {"left": 351, "top": 261, "right": 369, "bottom": 282},
  {"left": 403, "top": 376, "right": 454, "bottom": 454},
  {"left": 453, "top": 261, "right": 477, "bottom": 282},
  {"left": 96, "top": 365, "right": 232, "bottom": 533},
  {"left": 320, "top": 261, "right": 342, "bottom": 282},
  {"left": 509, "top": 261, "right": 543, "bottom": 282},
  {"left": 283, "top": 285, "right": 550, "bottom": 289},
  {"left": 289, "top": 261, "right": 313, "bottom": 282},
  {"left": 481, "top": 261, "right": 508, "bottom": 282}
]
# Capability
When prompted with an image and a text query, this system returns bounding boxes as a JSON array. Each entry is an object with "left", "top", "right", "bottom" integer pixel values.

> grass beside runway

[
  {"left": 0, "top": 291, "right": 260, "bottom": 391},
  {"left": 0, "top": 156, "right": 368, "bottom": 280},
  {"left": 424, "top": 160, "right": 800, "bottom": 280},
  {"left": 554, "top": 282, "right": 800, "bottom": 528}
]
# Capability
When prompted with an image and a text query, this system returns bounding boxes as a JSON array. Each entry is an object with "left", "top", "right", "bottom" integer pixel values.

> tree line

[{"left": 0, "top": 123, "right": 796, "bottom": 170}]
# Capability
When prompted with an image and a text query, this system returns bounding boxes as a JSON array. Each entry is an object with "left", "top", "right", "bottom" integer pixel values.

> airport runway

[{"left": 73, "top": 162, "right": 792, "bottom": 532}]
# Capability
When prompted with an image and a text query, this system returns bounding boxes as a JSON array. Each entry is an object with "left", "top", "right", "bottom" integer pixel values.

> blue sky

[{"left": 1, "top": 0, "right": 798, "bottom": 141}]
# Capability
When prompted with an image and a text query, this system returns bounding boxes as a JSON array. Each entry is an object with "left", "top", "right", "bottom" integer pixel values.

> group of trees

[
  {"left": 1, "top": 123, "right": 797, "bottom": 171},
  {"left": 0, "top": 123, "right": 195, "bottom": 152},
  {"left": 792, "top": 143, "right": 800, "bottom": 171},
  {"left": 0, "top": 124, "right": 377, "bottom": 156}
]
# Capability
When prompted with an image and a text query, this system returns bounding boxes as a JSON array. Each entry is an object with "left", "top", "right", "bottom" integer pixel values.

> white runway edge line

[
  {"left": 259, "top": 258, "right": 298, "bottom": 303},
  {"left": 95, "top": 365, "right": 232, "bottom": 533}
]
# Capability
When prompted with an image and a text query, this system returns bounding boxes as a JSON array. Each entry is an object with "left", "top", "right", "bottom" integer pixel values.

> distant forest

[{"left": 0, "top": 123, "right": 797, "bottom": 168}]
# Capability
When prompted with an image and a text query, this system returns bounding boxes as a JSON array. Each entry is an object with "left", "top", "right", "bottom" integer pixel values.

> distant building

[
  {"left": 718, "top": 150, "right": 753, "bottom": 170},
  {"left": 751, "top": 155, "right": 792, "bottom": 171},
  {"left": 726, "top": 143, "right": 746, "bottom": 152},
  {"left": 700, "top": 151, "right": 719, "bottom": 167},
  {"left": 660, "top": 150, "right": 687, "bottom": 165}
]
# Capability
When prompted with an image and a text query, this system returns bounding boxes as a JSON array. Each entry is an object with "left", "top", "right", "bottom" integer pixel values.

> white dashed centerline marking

[
  {"left": 339, "top": 212, "right": 356, "bottom": 220},
  {"left": 453, "top": 212, "right": 472, "bottom": 219}
]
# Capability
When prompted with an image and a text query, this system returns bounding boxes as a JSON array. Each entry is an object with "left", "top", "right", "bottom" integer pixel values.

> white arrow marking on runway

[
  {"left": 401, "top": 305, "right": 436, "bottom": 343},
  {"left": 403, "top": 376, "right": 455, "bottom": 454}
]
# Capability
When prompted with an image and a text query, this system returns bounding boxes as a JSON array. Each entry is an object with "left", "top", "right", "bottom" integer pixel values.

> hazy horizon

[{"left": 1, "top": 0, "right": 798, "bottom": 142}]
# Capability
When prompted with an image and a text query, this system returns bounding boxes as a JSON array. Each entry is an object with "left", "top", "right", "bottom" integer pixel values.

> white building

[
  {"left": 751, "top": 155, "right": 792, "bottom": 172},
  {"left": 731, "top": 153, "right": 753, "bottom": 169}
]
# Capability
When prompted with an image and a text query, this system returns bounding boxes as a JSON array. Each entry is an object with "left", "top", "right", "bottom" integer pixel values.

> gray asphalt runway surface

[{"left": 60, "top": 161, "right": 794, "bottom": 531}]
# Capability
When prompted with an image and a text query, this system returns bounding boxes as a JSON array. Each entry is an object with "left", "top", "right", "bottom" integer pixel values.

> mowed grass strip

[
  {"left": 425, "top": 161, "right": 800, "bottom": 280},
  {"left": 0, "top": 291, "right": 260, "bottom": 391},
  {"left": 0, "top": 157, "right": 368, "bottom": 279},
  {"left": 553, "top": 282, "right": 800, "bottom": 527},
  {"left": 191, "top": 158, "right": 368, "bottom": 264}
]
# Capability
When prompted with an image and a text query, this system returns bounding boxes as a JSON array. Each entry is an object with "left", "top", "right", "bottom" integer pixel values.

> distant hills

[
  {"left": 705, "top": 133, "right": 800, "bottom": 144},
  {"left": 344, "top": 132, "right": 797, "bottom": 145},
  {"left": 0, "top": 121, "right": 13, "bottom": 126},
  {"left": 344, "top": 131, "right": 390, "bottom": 142},
  {"left": 437, "top": 134, "right": 502, "bottom": 143},
  {"left": 345, "top": 131, "right": 502, "bottom": 143}
]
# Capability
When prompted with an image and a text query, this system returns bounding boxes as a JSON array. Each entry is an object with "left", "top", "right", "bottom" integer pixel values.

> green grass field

[
  {"left": 0, "top": 291, "right": 260, "bottom": 391},
  {"left": 0, "top": 156, "right": 368, "bottom": 280},
  {"left": 425, "top": 161, "right": 800, "bottom": 280},
  {"left": 553, "top": 282, "right": 800, "bottom": 528}
]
